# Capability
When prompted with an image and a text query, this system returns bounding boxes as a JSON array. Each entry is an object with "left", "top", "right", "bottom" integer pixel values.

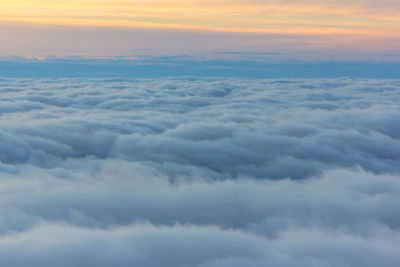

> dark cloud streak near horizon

[{"left": 2, "top": 58, "right": 400, "bottom": 78}]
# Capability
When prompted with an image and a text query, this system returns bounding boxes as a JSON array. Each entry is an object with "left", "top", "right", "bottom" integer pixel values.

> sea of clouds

[{"left": 0, "top": 77, "right": 399, "bottom": 266}]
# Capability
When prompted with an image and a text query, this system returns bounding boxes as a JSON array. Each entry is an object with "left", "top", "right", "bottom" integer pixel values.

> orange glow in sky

[
  {"left": 1, "top": 0, "right": 399, "bottom": 34},
  {"left": 1, "top": 0, "right": 399, "bottom": 57}
]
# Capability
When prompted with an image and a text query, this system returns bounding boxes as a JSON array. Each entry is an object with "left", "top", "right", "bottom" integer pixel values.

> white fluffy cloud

[{"left": 0, "top": 77, "right": 399, "bottom": 266}]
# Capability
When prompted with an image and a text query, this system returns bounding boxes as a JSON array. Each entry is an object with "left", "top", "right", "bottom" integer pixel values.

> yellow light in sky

[{"left": 1, "top": 0, "right": 399, "bottom": 37}]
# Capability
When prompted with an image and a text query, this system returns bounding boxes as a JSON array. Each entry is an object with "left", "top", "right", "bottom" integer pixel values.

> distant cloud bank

[
  {"left": 0, "top": 77, "right": 399, "bottom": 266},
  {"left": 1, "top": 57, "right": 400, "bottom": 78}
]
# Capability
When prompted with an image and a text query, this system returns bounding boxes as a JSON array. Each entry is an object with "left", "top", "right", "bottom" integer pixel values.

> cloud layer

[{"left": 0, "top": 77, "right": 399, "bottom": 266}]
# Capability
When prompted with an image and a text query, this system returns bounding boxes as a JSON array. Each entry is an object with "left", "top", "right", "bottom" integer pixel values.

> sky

[
  {"left": 1, "top": 0, "right": 400, "bottom": 60},
  {"left": 1, "top": 2, "right": 400, "bottom": 266}
]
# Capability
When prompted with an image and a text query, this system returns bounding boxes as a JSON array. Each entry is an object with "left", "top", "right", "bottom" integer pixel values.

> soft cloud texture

[{"left": 0, "top": 77, "right": 399, "bottom": 266}]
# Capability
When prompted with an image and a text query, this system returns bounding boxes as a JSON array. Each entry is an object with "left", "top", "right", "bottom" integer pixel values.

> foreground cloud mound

[{"left": 0, "top": 77, "right": 399, "bottom": 266}]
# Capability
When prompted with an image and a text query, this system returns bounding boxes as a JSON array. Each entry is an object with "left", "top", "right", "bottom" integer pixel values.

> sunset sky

[
  {"left": 1, "top": 2, "right": 400, "bottom": 266},
  {"left": 1, "top": 0, "right": 400, "bottom": 59}
]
